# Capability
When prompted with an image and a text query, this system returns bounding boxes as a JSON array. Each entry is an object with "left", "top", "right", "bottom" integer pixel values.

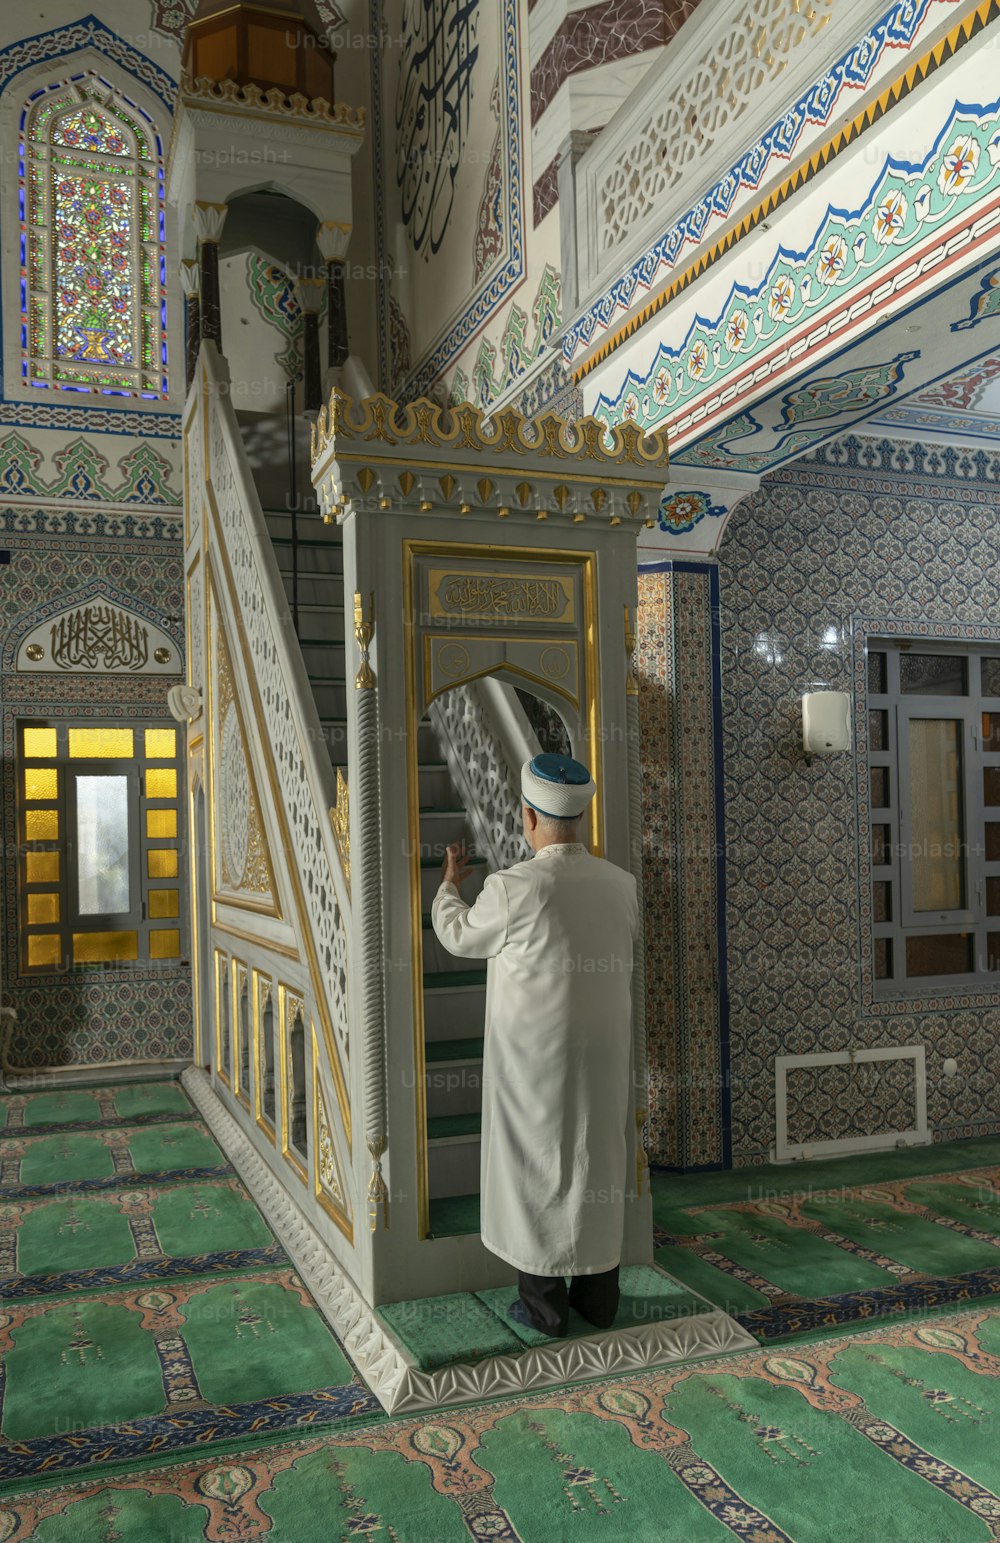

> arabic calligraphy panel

[{"left": 16, "top": 600, "right": 181, "bottom": 674}]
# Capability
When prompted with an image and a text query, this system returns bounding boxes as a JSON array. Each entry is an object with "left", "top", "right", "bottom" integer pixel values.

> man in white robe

[{"left": 432, "top": 751, "right": 639, "bottom": 1337}]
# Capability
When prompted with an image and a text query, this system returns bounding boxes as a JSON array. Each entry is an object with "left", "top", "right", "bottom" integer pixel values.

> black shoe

[{"left": 508, "top": 1298, "right": 566, "bottom": 1338}]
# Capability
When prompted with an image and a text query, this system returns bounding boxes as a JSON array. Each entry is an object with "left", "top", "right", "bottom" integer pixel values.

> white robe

[{"left": 431, "top": 842, "right": 639, "bottom": 1276}]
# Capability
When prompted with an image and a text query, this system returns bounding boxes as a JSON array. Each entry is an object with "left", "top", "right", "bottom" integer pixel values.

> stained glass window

[{"left": 19, "top": 72, "right": 167, "bottom": 398}]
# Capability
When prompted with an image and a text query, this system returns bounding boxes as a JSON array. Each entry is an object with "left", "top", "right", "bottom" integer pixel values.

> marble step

[
  {"left": 426, "top": 1060, "right": 483, "bottom": 1120},
  {"left": 309, "top": 679, "right": 348, "bottom": 719},
  {"left": 428, "top": 1136, "right": 482, "bottom": 1198},
  {"left": 421, "top": 860, "right": 486, "bottom": 911},
  {"left": 428, "top": 1191, "right": 480, "bottom": 1237},
  {"left": 264, "top": 509, "right": 342, "bottom": 542},
  {"left": 301, "top": 642, "right": 346, "bottom": 677},
  {"left": 423, "top": 978, "right": 486, "bottom": 1036},
  {"left": 418, "top": 807, "right": 473, "bottom": 854},
  {"left": 425, "top": 1035, "right": 484, "bottom": 1064},
  {"left": 418, "top": 764, "right": 453, "bottom": 805},
  {"left": 423, "top": 967, "right": 487, "bottom": 989},
  {"left": 271, "top": 535, "right": 343, "bottom": 574},
  {"left": 280, "top": 574, "right": 345, "bottom": 608},
  {"left": 427, "top": 1110, "right": 481, "bottom": 1143}
]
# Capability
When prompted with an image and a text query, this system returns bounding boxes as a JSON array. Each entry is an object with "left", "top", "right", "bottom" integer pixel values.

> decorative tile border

[
  {"left": 591, "top": 96, "right": 1000, "bottom": 436},
  {"left": 636, "top": 562, "right": 731, "bottom": 1169},
  {"left": 564, "top": 0, "right": 986, "bottom": 370}
]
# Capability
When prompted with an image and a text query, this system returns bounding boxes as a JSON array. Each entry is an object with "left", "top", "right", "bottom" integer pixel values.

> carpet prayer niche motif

[
  {"left": 0, "top": 1080, "right": 380, "bottom": 1488},
  {"left": 653, "top": 1137, "right": 1000, "bottom": 1343},
  {"left": 4, "top": 1306, "right": 1000, "bottom": 1539},
  {"left": 4, "top": 1084, "right": 1000, "bottom": 1538}
]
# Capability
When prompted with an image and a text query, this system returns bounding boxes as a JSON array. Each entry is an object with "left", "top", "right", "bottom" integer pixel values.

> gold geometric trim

[
  {"left": 211, "top": 584, "right": 280, "bottom": 911},
  {"left": 312, "top": 1029, "right": 353, "bottom": 1242},
  {"left": 313, "top": 390, "right": 668, "bottom": 470},
  {"left": 329, "top": 768, "right": 350, "bottom": 891},
  {"left": 181, "top": 73, "right": 365, "bottom": 130}
]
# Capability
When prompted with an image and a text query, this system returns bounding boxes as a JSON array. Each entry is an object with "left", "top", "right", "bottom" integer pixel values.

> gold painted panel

[
  {"left": 426, "top": 566, "right": 575, "bottom": 625},
  {"left": 312, "top": 1028, "right": 352, "bottom": 1242}
]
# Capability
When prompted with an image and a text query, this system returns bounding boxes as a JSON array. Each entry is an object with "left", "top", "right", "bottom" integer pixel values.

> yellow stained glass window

[
  {"left": 147, "top": 849, "right": 178, "bottom": 879},
  {"left": 24, "top": 768, "right": 58, "bottom": 801},
  {"left": 150, "top": 929, "right": 180, "bottom": 959},
  {"left": 145, "top": 729, "right": 176, "bottom": 759},
  {"left": 27, "top": 893, "right": 59, "bottom": 925},
  {"left": 26, "top": 852, "right": 59, "bottom": 884},
  {"left": 148, "top": 889, "right": 179, "bottom": 918},
  {"left": 68, "top": 728, "right": 134, "bottom": 759},
  {"left": 146, "top": 768, "right": 177, "bottom": 799},
  {"left": 27, "top": 934, "right": 61, "bottom": 968},
  {"left": 73, "top": 931, "right": 138, "bottom": 964},
  {"left": 23, "top": 727, "right": 57, "bottom": 758},
  {"left": 146, "top": 809, "right": 177, "bottom": 839},
  {"left": 26, "top": 809, "right": 58, "bottom": 840}
]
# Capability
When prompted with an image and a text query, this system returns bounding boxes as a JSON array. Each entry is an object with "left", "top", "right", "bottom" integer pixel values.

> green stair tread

[
  {"left": 270, "top": 536, "right": 343, "bottom": 549},
  {"left": 427, "top": 1112, "right": 482, "bottom": 1141},
  {"left": 423, "top": 968, "right": 487, "bottom": 989},
  {"left": 425, "top": 1036, "right": 485, "bottom": 1063},
  {"left": 420, "top": 855, "right": 486, "bottom": 868},
  {"left": 428, "top": 1192, "right": 481, "bottom": 1238}
]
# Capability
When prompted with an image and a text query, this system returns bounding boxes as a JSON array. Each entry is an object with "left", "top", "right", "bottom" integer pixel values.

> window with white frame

[
  {"left": 867, "top": 643, "right": 1000, "bottom": 994},
  {"left": 18, "top": 720, "right": 185, "bottom": 972},
  {"left": 18, "top": 70, "right": 168, "bottom": 398}
]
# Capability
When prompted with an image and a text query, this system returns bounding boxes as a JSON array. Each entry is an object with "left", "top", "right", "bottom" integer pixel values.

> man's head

[{"left": 520, "top": 752, "right": 596, "bottom": 853}]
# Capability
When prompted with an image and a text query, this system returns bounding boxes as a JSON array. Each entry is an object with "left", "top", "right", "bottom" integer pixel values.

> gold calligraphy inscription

[
  {"left": 429, "top": 569, "right": 573, "bottom": 624},
  {"left": 49, "top": 604, "right": 149, "bottom": 671}
]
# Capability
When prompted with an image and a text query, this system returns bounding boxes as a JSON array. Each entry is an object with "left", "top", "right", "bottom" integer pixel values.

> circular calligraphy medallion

[
  {"left": 438, "top": 642, "right": 471, "bottom": 680},
  {"left": 539, "top": 645, "right": 570, "bottom": 681}
]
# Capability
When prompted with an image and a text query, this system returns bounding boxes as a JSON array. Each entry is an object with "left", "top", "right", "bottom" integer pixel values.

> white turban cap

[{"left": 521, "top": 753, "right": 596, "bottom": 819}]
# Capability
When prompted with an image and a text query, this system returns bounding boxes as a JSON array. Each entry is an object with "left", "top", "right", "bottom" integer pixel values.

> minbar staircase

[
  {"left": 417, "top": 715, "right": 488, "bottom": 1238},
  {"left": 259, "top": 470, "right": 492, "bottom": 1240}
]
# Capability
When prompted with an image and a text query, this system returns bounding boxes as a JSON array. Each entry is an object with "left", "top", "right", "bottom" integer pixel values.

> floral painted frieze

[
  {"left": 564, "top": 0, "right": 972, "bottom": 367},
  {"left": 449, "top": 265, "right": 560, "bottom": 407},
  {"left": 593, "top": 101, "right": 1000, "bottom": 441},
  {"left": 0, "top": 433, "right": 180, "bottom": 506}
]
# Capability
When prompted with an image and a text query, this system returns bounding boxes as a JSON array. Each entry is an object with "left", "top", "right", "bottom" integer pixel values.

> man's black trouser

[{"left": 517, "top": 1264, "right": 620, "bottom": 1337}]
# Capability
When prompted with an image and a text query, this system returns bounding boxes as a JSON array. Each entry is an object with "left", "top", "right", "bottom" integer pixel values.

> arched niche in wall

[
  {"left": 289, "top": 1005, "right": 307, "bottom": 1158},
  {"left": 218, "top": 188, "right": 327, "bottom": 424},
  {"left": 260, "top": 984, "right": 276, "bottom": 1128}
]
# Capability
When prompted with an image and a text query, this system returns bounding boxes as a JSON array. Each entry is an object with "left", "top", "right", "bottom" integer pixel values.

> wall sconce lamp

[{"left": 802, "top": 691, "right": 851, "bottom": 763}]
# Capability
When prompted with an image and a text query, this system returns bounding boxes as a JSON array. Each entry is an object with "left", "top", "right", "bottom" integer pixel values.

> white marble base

[{"left": 183, "top": 1066, "right": 757, "bottom": 1415}]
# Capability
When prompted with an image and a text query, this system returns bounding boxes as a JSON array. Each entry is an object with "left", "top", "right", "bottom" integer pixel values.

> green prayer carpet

[{"left": 3, "top": 1082, "right": 1000, "bottom": 1539}]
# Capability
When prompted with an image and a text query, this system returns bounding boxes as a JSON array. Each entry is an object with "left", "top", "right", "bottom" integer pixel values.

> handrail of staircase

[
  {"left": 195, "top": 342, "right": 353, "bottom": 1062},
  {"left": 429, "top": 676, "right": 538, "bottom": 873}
]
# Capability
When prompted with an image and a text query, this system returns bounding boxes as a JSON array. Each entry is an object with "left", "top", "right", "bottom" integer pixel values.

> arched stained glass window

[{"left": 19, "top": 72, "right": 168, "bottom": 398}]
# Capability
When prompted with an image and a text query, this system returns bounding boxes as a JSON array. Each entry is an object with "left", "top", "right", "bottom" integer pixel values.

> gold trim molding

[{"left": 313, "top": 391, "right": 668, "bottom": 470}]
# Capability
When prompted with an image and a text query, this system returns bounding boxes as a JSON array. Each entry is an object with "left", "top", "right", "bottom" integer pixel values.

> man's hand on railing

[{"left": 441, "top": 842, "right": 473, "bottom": 889}]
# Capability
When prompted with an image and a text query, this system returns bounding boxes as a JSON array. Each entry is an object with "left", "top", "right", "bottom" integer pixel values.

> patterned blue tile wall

[{"left": 718, "top": 435, "right": 1000, "bottom": 1164}]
